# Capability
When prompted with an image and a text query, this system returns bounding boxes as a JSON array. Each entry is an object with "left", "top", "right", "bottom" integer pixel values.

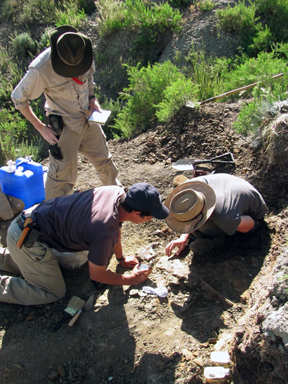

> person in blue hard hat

[{"left": 0, "top": 183, "right": 169, "bottom": 306}]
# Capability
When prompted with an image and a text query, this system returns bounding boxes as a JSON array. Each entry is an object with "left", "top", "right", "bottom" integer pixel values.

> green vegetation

[
  {"left": 0, "top": 0, "right": 288, "bottom": 165},
  {"left": 114, "top": 61, "right": 197, "bottom": 136},
  {"left": 216, "top": 0, "right": 288, "bottom": 56},
  {"left": 97, "top": 0, "right": 182, "bottom": 37},
  {"left": 96, "top": 0, "right": 182, "bottom": 62}
]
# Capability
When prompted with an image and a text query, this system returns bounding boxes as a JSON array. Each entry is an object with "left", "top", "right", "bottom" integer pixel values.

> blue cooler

[{"left": 0, "top": 157, "right": 45, "bottom": 209}]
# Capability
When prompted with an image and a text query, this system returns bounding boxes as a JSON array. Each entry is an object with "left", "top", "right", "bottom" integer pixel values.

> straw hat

[
  {"left": 48, "top": 25, "right": 93, "bottom": 78},
  {"left": 165, "top": 180, "right": 216, "bottom": 233}
]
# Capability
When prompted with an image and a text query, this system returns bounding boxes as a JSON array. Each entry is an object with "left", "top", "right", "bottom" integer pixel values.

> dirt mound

[{"left": 1, "top": 101, "right": 288, "bottom": 384}]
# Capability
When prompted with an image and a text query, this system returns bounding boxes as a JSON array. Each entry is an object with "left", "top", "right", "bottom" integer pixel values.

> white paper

[{"left": 88, "top": 110, "right": 111, "bottom": 125}]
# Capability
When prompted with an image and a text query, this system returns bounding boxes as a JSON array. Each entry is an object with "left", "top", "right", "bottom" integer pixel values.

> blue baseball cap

[{"left": 126, "top": 183, "right": 169, "bottom": 219}]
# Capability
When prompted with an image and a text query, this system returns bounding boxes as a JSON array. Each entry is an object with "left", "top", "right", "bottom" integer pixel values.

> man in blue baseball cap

[{"left": 0, "top": 183, "right": 169, "bottom": 305}]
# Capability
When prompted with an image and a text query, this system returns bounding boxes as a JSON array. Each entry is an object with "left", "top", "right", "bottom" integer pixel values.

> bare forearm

[
  {"left": 91, "top": 269, "right": 133, "bottom": 285},
  {"left": 89, "top": 262, "right": 150, "bottom": 286},
  {"left": 19, "top": 105, "right": 45, "bottom": 132},
  {"left": 19, "top": 105, "right": 58, "bottom": 144}
]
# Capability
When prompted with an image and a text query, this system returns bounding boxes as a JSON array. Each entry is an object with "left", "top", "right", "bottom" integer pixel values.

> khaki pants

[
  {"left": 45, "top": 119, "right": 119, "bottom": 200},
  {"left": 0, "top": 217, "right": 65, "bottom": 305}
]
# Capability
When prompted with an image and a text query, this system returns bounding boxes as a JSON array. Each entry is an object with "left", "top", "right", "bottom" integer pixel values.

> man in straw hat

[
  {"left": 11, "top": 25, "right": 120, "bottom": 200},
  {"left": 0, "top": 183, "right": 169, "bottom": 305},
  {"left": 165, "top": 173, "right": 267, "bottom": 257}
]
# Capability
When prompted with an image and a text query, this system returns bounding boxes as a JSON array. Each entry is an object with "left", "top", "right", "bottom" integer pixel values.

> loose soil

[{"left": 1, "top": 101, "right": 287, "bottom": 384}]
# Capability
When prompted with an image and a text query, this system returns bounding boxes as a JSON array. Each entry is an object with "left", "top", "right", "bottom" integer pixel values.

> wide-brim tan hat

[
  {"left": 48, "top": 25, "right": 93, "bottom": 78},
  {"left": 165, "top": 180, "right": 216, "bottom": 234}
]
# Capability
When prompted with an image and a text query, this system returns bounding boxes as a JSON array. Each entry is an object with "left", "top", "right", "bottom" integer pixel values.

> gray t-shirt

[
  {"left": 195, "top": 174, "right": 267, "bottom": 236},
  {"left": 31, "top": 186, "right": 124, "bottom": 266}
]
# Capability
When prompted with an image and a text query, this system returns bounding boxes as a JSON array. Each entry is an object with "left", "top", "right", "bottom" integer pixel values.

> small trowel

[
  {"left": 68, "top": 294, "right": 94, "bottom": 327},
  {"left": 172, "top": 152, "right": 235, "bottom": 171}
]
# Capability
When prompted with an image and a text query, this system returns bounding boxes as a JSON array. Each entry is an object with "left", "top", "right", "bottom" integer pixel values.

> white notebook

[{"left": 88, "top": 110, "right": 111, "bottom": 125}]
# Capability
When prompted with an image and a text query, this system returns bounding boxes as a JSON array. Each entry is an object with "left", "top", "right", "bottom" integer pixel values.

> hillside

[{"left": 1, "top": 2, "right": 288, "bottom": 384}]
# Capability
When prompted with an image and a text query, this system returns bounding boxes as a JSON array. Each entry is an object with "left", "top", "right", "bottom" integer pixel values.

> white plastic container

[
  {"left": 211, "top": 351, "right": 231, "bottom": 367},
  {"left": 204, "top": 367, "right": 230, "bottom": 383}
]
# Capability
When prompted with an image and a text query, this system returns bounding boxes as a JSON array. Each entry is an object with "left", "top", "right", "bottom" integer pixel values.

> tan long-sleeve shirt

[{"left": 11, "top": 47, "right": 95, "bottom": 133}]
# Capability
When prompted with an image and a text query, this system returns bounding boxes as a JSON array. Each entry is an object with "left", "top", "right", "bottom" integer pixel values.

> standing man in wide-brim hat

[
  {"left": 11, "top": 25, "right": 121, "bottom": 200},
  {"left": 165, "top": 173, "right": 267, "bottom": 257}
]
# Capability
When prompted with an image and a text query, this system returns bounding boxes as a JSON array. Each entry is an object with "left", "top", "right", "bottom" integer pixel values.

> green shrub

[
  {"left": 216, "top": 0, "right": 258, "bottom": 35},
  {"left": 9, "top": 32, "right": 37, "bottom": 58},
  {"left": 0, "top": 108, "right": 42, "bottom": 164},
  {"left": 97, "top": 0, "right": 182, "bottom": 38},
  {"left": 0, "top": 49, "right": 23, "bottom": 107},
  {"left": 216, "top": 0, "right": 288, "bottom": 57},
  {"left": 248, "top": 25, "right": 274, "bottom": 55},
  {"left": 55, "top": 0, "right": 87, "bottom": 29},
  {"left": 184, "top": 48, "right": 231, "bottom": 101},
  {"left": 155, "top": 77, "right": 198, "bottom": 121},
  {"left": 256, "top": 0, "right": 288, "bottom": 42},
  {"left": 220, "top": 51, "right": 288, "bottom": 100},
  {"left": 231, "top": 51, "right": 288, "bottom": 135},
  {"left": 198, "top": 0, "right": 216, "bottom": 12},
  {"left": 0, "top": 0, "right": 57, "bottom": 25},
  {"left": 99, "top": 97, "right": 124, "bottom": 140},
  {"left": 114, "top": 61, "right": 195, "bottom": 136}
]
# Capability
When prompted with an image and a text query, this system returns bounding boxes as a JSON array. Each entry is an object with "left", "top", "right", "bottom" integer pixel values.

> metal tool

[{"left": 172, "top": 152, "right": 235, "bottom": 171}]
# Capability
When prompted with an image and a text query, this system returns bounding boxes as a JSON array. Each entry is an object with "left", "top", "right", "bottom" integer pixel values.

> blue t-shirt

[{"left": 31, "top": 186, "right": 124, "bottom": 266}]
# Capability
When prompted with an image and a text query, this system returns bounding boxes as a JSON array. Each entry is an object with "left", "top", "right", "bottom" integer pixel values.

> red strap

[{"left": 72, "top": 77, "right": 83, "bottom": 85}]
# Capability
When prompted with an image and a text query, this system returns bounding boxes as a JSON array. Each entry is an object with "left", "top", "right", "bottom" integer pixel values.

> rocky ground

[
  {"left": 1, "top": 101, "right": 288, "bottom": 384},
  {"left": 1, "top": 1, "right": 288, "bottom": 383}
]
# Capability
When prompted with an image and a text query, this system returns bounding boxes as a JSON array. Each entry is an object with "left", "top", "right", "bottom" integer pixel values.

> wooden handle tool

[{"left": 68, "top": 309, "right": 82, "bottom": 327}]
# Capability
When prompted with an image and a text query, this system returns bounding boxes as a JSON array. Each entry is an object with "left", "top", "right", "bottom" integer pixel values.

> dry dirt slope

[{"left": 1, "top": 102, "right": 288, "bottom": 384}]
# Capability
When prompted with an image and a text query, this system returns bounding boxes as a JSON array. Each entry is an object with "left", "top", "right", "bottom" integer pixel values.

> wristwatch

[{"left": 89, "top": 94, "right": 96, "bottom": 100}]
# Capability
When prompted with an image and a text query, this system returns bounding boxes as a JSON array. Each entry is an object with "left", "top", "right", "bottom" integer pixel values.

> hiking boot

[{"left": 189, "top": 235, "right": 226, "bottom": 255}]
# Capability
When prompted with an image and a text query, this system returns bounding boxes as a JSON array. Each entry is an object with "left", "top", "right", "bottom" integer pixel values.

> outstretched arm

[{"left": 88, "top": 262, "right": 151, "bottom": 286}]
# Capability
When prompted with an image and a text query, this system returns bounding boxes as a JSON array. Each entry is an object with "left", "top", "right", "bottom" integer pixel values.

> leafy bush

[
  {"left": 184, "top": 48, "right": 231, "bottom": 101},
  {"left": 198, "top": 0, "right": 216, "bottom": 12},
  {"left": 0, "top": 108, "right": 42, "bottom": 164},
  {"left": 9, "top": 32, "right": 37, "bottom": 58},
  {"left": 0, "top": 0, "right": 56, "bottom": 25},
  {"left": 0, "top": 48, "right": 23, "bottom": 107},
  {"left": 55, "top": 0, "right": 86, "bottom": 28},
  {"left": 97, "top": 0, "right": 182, "bottom": 38},
  {"left": 99, "top": 97, "right": 124, "bottom": 140},
  {"left": 256, "top": 0, "right": 288, "bottom": 42},
  {"left": 216, "top": 0, "right": 288, "bottom": 56},
  {"left": 155, "top": 77, "right": 198, "bottom": 121},
  {"left": 216, "top": 0, "right": 258, "bottom": 36},
  {"left": 220, "top": 51, "right": 288, "bottom": 99},
  {"left": 114, "top": 61, "right": 197, "bottom": 136},
  {"left": 230, "top": 51, "right": 288, "bottom": 135}
]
